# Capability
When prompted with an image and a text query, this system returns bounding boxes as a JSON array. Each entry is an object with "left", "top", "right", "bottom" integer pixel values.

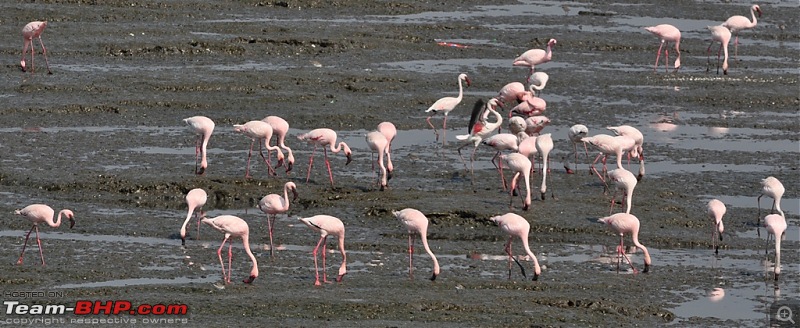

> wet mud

[{"left": 0, "top": 0, "right": 798, "bottom": 327}]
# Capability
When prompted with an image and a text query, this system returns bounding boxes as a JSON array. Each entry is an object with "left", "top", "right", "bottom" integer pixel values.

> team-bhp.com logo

[{"left": 4, "top": 300, "right": 189, "bottom": 325}]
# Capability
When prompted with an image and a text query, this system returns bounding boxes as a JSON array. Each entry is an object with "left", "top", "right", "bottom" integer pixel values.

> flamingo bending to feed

[
  {"left": 482, "top": 133, "right": 519, "bottom": 191},
  {"left": 180, "top": 188, "right": 207, "bottom": 245},
  {"left": 564, "top": 124, "right": 588, "bottom": 174},
  {"left": 377, "top": 122, "right": 396, "bottom": 180},
  {"left": 582, "top": 134, "right": 637, "bottom": 186},
  {"left": 598, "top": 213, "right": 651, "bottom": 274},
  {"left": 21, "top": 21, "right": 51, "bottom": 74},
  {"left": 608, "top": 168, "right": 637, "bottom": 214},
  {"left": 365, "top": 131, "right": 390, "bottom": 191},
  {"left": 258, "top": 182, "right": 298, "bottom": 257},
  {"left": 644, "top": 24, "right": 681, "bottom": 73},
  {"left": 722, "top": 4, "right": 762, "bottom": 60},
  {"left": 393, "top": 208, "right": 441, "bottom": 281},
  {"left": 184, "top": 116, "right": 215, "bottom": 175},
  {"left": 233, "top": 121, "right": 285, "bottom": 178},
  {"left": 262, "top": 116, "right": 294, "bottom": 173},
  {"left": 706, "top": 199, "right": 726, "bottom": 254},
  {"left": 14, "top": 204, "right": 75, "bottom": 265},
  {"left": 606, "top": 125, "right": 645, "bottom": 180},
  {"left": 707, "top": 25, "right": 731, "bottom": 75},
  {"left": 299, "top": 215, "right": 347, "bottom": 286},
  {"left": 535, "top": 133, "right": 554, "bottom": 200},
  {"left": 425, "top": 73, "right": 471, "bottom": 145},
  {"left": 497, "top": 82, "right": 526, "bottom": 106},
  {"left": 501, "top": 153, "right": 533, "bottom": 211},
  {"left": 201, "top": 215, "right": 258, "bottom": 284},
  {"left": 489, "top": 213, "right": 541, "bottom": 280},
  {"left": 298, "top": 128, "right": 352, "bottom": 188},
  {"left": 763, "top": 213, "right": 786, "bottom": 281},
  {"left": 527, "top": 72, "right": 549, "bottom": 97}
]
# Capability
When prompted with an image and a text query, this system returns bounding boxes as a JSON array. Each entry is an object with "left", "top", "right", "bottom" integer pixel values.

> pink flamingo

[
  {"left": 757, "top": 176, "right": 785, "bottom": 238},
  {"left": 564, "top": 124, "right": 588, "bottom": 174},
  {"left": 299, "top": 215, "right": 347, "bottom": 286},
  {"left": 607, "top": 125, "right": 645, "bottom": 180},
  {"left": 535, "top": 133, "right": 554, "bottom": 200},
  {"left": 517, "top": 135, "right": 539, "bottom": 175},
  {"left": 20, "top": 21, "right": 51, "bottom": 74},
  {"left": 508, "top": 116, "right": 528, "bottom": 141},
  {"left": 425, "top": 73, "right": 471, "bottom": 145},
  {"left": 201, "top": 215, "right": 258, "bottom": 284},
  {"left": 509, "top": 88, "right": 546, "bottom": 118},
  {"left": 377, "top": 122, "right": 396, "bottom": 180},
  {"left": 707, "top": 25, "right": 731, "bottom": 75},
  {"left": 501, "top": 153, "right": 532, "bottom": 211},
  {"left": 297, "top": 128, "right": 352, "bottom": 188},
  {"left": 14, "top": 204, "right": 75, "bottom": 265},
  {"left": 184, "top": 116, "right": 215, "bottom": 175},
  {"left": 262, "top": 116, "right": 294, "bottom": 173},
  {"left": 488, "top": 213, "right": 541, "bottom": 280},
  {"left": 513, "top": 38, "right": 557, "bottom": 82},
  {"left": 258, "top": 182, "right": 298, "bottom": 257},
  {"left": 722, "top": 4, "right": 762, "bottom": 60},
  {"left": 527, "top": 72, "right": 549, "bottom": 97},
  {"left": 598, "top": 213, "right": 651, "bottom": 274},
  {"left": 392, "top": 208, "right": 440, "bottom": 281},
  {"left": 457, "top": 99, "right": 503, "bottom": 175},
  {"left": 608, "top": 168, "right": 637, "bottom": 214},
  {"left": 644, "top": 24, "right": 681, "bottom": 73},
  {"left": 497, "top": 82, "right": 526, "bottom": 106},
  {"left": 582, "top": 134, "right": 637, "bottom": 185},
  {"left": 763, "top": 213, "right": 786, "bottom": 281},
  {"left": 233, "top": 121, "right": 285, "bottom": 178},
  {"left": 180, "top": 188, "right": 207, "bottom": 246},
  {"left": 365, "top": 131, "right": 389, "bottom": 191},
  {"left": 707, "top": 199, "right": 726, "bottom": 254},
  {"left": 483, "top": 133, "right": 519, "bottom": 191},
  {"left": 525, "top": 116, "right": 550, "bottom": 136}
]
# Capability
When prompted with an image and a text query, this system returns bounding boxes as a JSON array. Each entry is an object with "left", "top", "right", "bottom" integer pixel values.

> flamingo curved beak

[
  {"left": 336, "top": 272, "right": 347, "bottom": 282},
  {"left": 430, "top": 273, "right": 438, "bottom": 281},
  {"left": 291, "top": 189, "right": 299, "bottom": 202},
  {"left": 68, "top": 217, "right": 75, "bottom": 229},
  {"left": 532, "top": 273, "right": 540, "bottom": 281},
  {"left": 465, "top": 77, "right": 472, "bottom": 87},
  {"left": 285, "top": 161, "right": 293, "bottom": 173},
  {"left": 243, "top": 275, "right": 257, "bottom": 284},
  {"left": 345, "top": 154, "right": 352, "bottom": 165}
]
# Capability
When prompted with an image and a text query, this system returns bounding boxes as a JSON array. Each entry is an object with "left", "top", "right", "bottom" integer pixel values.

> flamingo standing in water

[
  {"left": 299, "top": 215, "right": 347, "bottom": 286},
  {"left": 180, "top": 188, "right": 207, "bottom": 246},
  {"left": 263, "top": 116, "right": 294, "bottom": 173},
  {"left": 501, "top": 153, "right": 533, "bottom": 211},
  {"left": 14, "top": 204, "right": 75, "bottom": 265},
  {"left": 722, "top": 4, "right": 762, "bottom": 60},
  {"left": 707, "top": 25, "right": 731, "bottom": 75},
  {"left": 582, "top": 134, "right": 637, "bottom": 186},
  {"left": 535, "top": 133, "right": 554, "bottom": 201},
  {"left": 377, "top": 122, "right": 396, "bottom": 180},
  {"left": 598, "top": 213, "right": 651, "bottom": 274},
  {"left": 365, "top": 131, "right": 389, "bottom": 191},
  {"left": 21, "top": 21, "right": 51, "bottom": 74},
  {"left": 184, "top": 116, "right": 215, "bottom": 175},
  {"left": 707, "top": 199, "right": 726, "bottom": 254},
  {"left": 457, "top": 99, "right": 503, "bottom": 175},
  {"left": 608, "top": 168, "right": 637, "bottom": 215},
  {"left": 757, "top": 176, "right": 785, "bottom": 237},
  {"left": 513, "top": 39, "right": 557, "bottom": 82},
  {"left": 425, "top": 73, "right": 471, "bottom": 146},
  {"left": 258, "top": 182, "right": 298, "bottom": 257},
  {"left": 488, "top": 213, "right": 541, "bottom": 280},
  {"left": 763, "top": 213, "right": 787, "bottom": 281},
  {"left": 607, "top": 125, "right": 645, "bottom": 180},
  {"left": 482, "top": 133, "right": 519, "bottom": 191},
  {"left": 564, "top": 124, "right": 588, "bottom": 174},
  {"left": 233, "top": 121, "right": 285, "bottom": 178},
  {"left": 644, "top": 24, "right": 681, "bottom": 73},
  {"left": 393, "top": 208, "right": 440, "bottom": 281},
  {"left": 201, "top": 215, "right": 258, "bottom": 284},
  {"left": 297, "top": 128, "right": 352, "bottom": 188}
]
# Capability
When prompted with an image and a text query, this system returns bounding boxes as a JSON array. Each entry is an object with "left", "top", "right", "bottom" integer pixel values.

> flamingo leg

[
  {"left": 21, "top": 39, "right": 31, "bottom": 72},
  {"left": 267, "top": 214, "right": 275, "bottom": 258},
  {"left": 257, "top": 140, "right": 277, "bottom": 176},
  {"left": 408, "top": 234, "right": 415, "bottom": 278},
  {"left": 733, "top": 35, "right": 739, "bottom": 61},
  {"left": 227, "top": 241, "right": 233, "bottom": 284},
  {"left": 442, "top": 114, "right": 448, "bottom": 146},
  {"left": 491, "top": 151, "right": 507, "bottom": 190},
  {"left": 322, "top": 238, "right": 329, "bottom": 283},
  {"left": 305, "top": 145, "right": 318, "bottom": 183},
  {"left": 504, "top": 238, "right": 527, "bottom": 279},
  {"left": 756, "top": 195, "right": 763, "bottom": 238},
  {"left": 17, "top": 225, "right": 37, "bottom": 265},
  {"left": 312, "top": 235, "right": 326, "bottom": 286},
  {"left": 33, "top": 226, "right": 45, "bottom": 266},
  {"left": 245, "top": 139, "right": 255, "bottom": 178},
  {"left": 217, "top": 235, "right": 230, "bottom": 284},
  {"left": 194, "top": 136, "right": 202, "bottom": 175},
  {"left": 323, "top": 148, "right": 335, "bottom": 188},
  {"left": 653, "top": 41, "right": 665, "bottom": 73},
  {"left": 426, "top": 115, "right": 439, "bottom": 143}
]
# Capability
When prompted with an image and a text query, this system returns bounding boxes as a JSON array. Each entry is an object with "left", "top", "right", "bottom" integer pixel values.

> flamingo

[
  {"left": 707, "top": 25, "right": 732, "bottom": 76},
  {"left": 488, "top": 213, "right": 541, "bottom": 280},
  {"left": 377, "top": 122, "right": 396, "bottom": 180},
  {"left": 184, "top": 116, "right": 215, "bottom": 175},
  {"left": 20, "top": 21, "right": 51, "bottom": 74},
  {"left": 644, "top": 24, "right": 681, "bottom": 73},
  {"left": 707, "top": 199, "right": 726, "bottom": 254},
  {"left": 517, "top": 135, "right": 539, "bottom": 175},
  {"left": 365, "top": 131, "right": 389, "bottom": 191},
  {"left": 527, "top": 72, "right": 549, "bottom": 97},
  {"left": 582, "top": 134, "right": 637, "bottom": 185},
  {"left": 535, "top": 133, "right": 554, "bottom": 200},
  {"left": 425, "top": 73, "right": 471, "bottom": 145},
  {"left": 513, "top": 38, "right": 557, "bottom": 82},
  {"left": 258, "top": 182, "right": 298, "bottom": 257},
  {"left": 508, "top": 88, "right": 546, "bottom": 118},
  {"left": 497, "top": 82, "right": 526, "bottom": 106},
  {"left": 14, "top": 204, "right": 75, "bottom": 265},
  {"left": 201, "top": 215, "right": 258, "bottom": 284},
  {"left": 297, "top": 128, "right": 352, "bottom": 188},
  {"left": 299, "top": 215, "right": 347, "bottom": 286},
  {"left": 233, "top": 121, "right": 285, "bottom": 178},
  {"left": 564, "top": 124, "right": 588, "bottom": 174},
  {"left": 262, "top": 116, "right": 294, "bottom": 173},
  {"left": 180, "top": 188, "right": 207, "bottom": 246},
  {"left": 501, "top": 153, "right": 532, "bottom": 211},
  {"left": 457, "top": 99, "right": 503, "bottom": 175},
  {"left": 525, "top": 116, "right": 550, "bottom": 136},
  {"left": 757, "top": 176, "right": 785, "bottom": 237},
  {"left": 483, "top": 133, "right": 520, "bottom": 190},
  {"left": 722, "top": 4, "right": 762, "bottom": 60},
  {"left": 608, "top": 168, "right": 637, "bottom": 215},
  {"left": 508, "top": 116, "right": 528, "bottom": 141},
  {"left": 392, "top": 208, "right": 440, "bottom": 281},
  {"left": 763, "top": 213, "right": 787, "bottom": 281},
  {"left": 598, "top": 213, "right": 651, "bottom": 274},
  {"left": 606, "top": 125, "right": 645, "bottom": 180}
]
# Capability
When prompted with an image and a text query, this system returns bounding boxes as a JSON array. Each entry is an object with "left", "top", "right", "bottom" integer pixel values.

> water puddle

[
  {"left": 669, "top": 282, "right": 775, "bottom": 325},
  {"left": 53, "top": 276, "right": 218, "bottom": 289}
]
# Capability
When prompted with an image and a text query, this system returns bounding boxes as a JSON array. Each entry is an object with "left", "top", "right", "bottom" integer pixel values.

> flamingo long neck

[
  {"left": 456, "top": 77, "right": 465, "bottom": 102},
  {"left": 201, "top": 134, "right": 210, "bottom": 168},
  {"left": 774, "top": 199, "right": 784, "bottom": 218},
  {"left": 337, "top": 235, "right": 347, "bottom": 277},
  {"left": 483, "top": 108, "right": 503, "bottom": 133},
  {"left": 545, "top": 43, "right": 553, "bottom": 60},
  {"left": 46, "top": 210, "right": 68, "bottom": 228},
  {"left": 419, "top": 233, "right": 440, "bottom": 276},
  {"left": 523, "top": 169, "right": 532, "bottom": 208},
  {"left": 180, "top": 207, "right": 196, "bottom": 239},
  {"left": 749, "top": 7, "right": 758, "bottom": 27},
  {"left": 330, "top": 141, "right": 347, "bottom": 153},
  {"left": 242, "top": 234, "right": 259, "bottom": 281},
  {"left": 625, "top": 190, "right": 632, "bottom": 214},
  {"left": 540, "top": 151, "right": 549, "bottom": 195},
  {"left": 520, "top": 235, "right": 541, "bottom": 276},
  {"left": 631, "top": 232, "right": 652, "bottom": 266},
  {"left": 774, "top": 236, "right": 781, "bottom": 276}
]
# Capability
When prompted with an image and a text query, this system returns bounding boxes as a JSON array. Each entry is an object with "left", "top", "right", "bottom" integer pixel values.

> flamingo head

[
  {"left": 289, "top": 183, "right": 299, "bottom": 202},
  {"left": 753, "top": 5, "right": 762, "bottom": 17},
  {"left": 243, "top": 275, "right": 257, "bottom": 284},
  {"left": 548, "top": 38, "right": 557, "bottom": 47},
  {"left": 458, "top": 73, "right": 471, "bottom": 87},
  {"left": 65, "top": 210, "right": 76, "bottom": 229}
]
